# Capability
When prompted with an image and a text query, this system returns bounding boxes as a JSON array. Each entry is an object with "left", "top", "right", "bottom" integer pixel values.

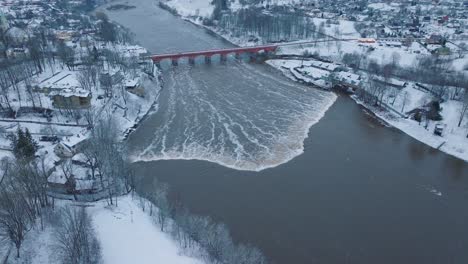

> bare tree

[
  {"left": 57, "top": 42, "right": 76, "bottom": 70},
  {"left": 342, "top": 52, "right": 362, "bottom": 72},
  {"left": 0, "top": 176, "right": 35, "bottom": 259},
  {"left": 99, "top": 73, "right": 113, "bottom": 97},
  {"left": 83, "top": 107, "right": 96, "bottom": 128},
  {"left": 401, "top": 91, "right": 410, "bottom": 113},
  {"left": 54, "top": 206, "right": 101, "bottom": 264},
  {"left": 228, "top": 244, "right": 268, "bottom": 264},
  {"left": 391, "top": 52, "right": 401, "bottom": 67},
  {"left": 154, "top": 183, "right": 170, "bottom": 231},
  {"left": 82, "top": 115, "right": 132, "bottom": 205},
  {"left": 0, "top": 71, "right": 14, "bottom": 114},
  {"left": 458, "top": 89, "right": 468, "bottom": 127},
  {"left": 77, "top": 71, "right": 94, "bottom": 91},
  {"left": 457, "top": 42, "right": 466, "bottom": 59}
]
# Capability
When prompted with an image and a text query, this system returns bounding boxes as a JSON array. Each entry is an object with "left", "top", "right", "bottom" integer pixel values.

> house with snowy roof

[
  {"left": 50, "top": 88, "right": 91, "bottom": 109},
  {"left": 54, "top": 142, "right": 75, "bottom": 158},
  {"left": 48, "top": 160, "right": 99, "bottom": 195}
]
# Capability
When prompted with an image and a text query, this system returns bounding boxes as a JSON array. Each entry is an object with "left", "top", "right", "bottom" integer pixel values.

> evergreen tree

[
  {"left": 96, "top": 12, "right": 117, "bottom": 42},
  {"left": 10, "top": 128, "right": 39, "bottom": 161}
]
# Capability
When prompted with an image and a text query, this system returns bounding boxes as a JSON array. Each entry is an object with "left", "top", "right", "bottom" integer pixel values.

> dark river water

[{"left": 102, "top": 1, "right": 468, "bottom": 263}]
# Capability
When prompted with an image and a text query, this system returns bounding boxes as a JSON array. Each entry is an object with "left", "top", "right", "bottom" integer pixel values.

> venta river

[{"left": 101, "top": 1, "right": 468, "bottom": 263}]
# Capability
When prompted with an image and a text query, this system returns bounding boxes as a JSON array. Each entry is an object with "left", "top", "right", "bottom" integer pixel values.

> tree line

[
  {"left": 340, "top": 51, "right": 468, "bottom": 128},
  {"left": 211, "top": 7, "right": 317, "bottom": 42},
  {"left": 136, "top": 177, "right": 268, "bottom": 264}
]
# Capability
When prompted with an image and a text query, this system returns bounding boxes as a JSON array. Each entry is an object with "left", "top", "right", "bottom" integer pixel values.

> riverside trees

[
  {"left": 81, "top": 116, "right": 134, "bottom": 205},
  {"left": 216, "top": 7, "right": 316, "bottom": 42},
  {"left": 138, "top": 178, "right": 268, "bottom": 264}
]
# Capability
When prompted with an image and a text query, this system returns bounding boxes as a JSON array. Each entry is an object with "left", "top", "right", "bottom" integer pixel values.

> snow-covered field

[
  {"left": 164, "top": 0, "right": 302, "bottom": 17},
  {"left": 311, "top": 18, "right": 360, "bottom": 38},
  {"left": 279, "top": 40, "right": 435, "bottom": 68},
  {"left": 0, "top": 195, "right": 204, "bottom": 264},
  {"left": 164, "top": 0, "right": 213, "bottom": 18},
  {"left": 91, "top": 195, "right": 203, "bottom": 264}
]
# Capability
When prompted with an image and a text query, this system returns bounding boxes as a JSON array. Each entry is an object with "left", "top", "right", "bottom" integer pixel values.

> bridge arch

[{"left": 150, "top": 45, "right": 278, "bottom": 66}]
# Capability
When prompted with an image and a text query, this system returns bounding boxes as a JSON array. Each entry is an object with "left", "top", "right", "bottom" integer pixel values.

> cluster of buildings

[
  {"left": 281, "top": 60, "right": 362, "bottom": 91},
  {"left": 0, "top": 0, "right": 153, "bottom": 197},
  {"left": 286, "top": 0, "right": 468, "bottom": 55}
]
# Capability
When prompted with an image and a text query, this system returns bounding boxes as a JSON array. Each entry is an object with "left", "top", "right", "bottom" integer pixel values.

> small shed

[
  {"left": 124, "top": 78, "right": 145, "bottom": 97},
  {"left": 426, "top": 34, "right": 445, "bottom": 45},
  {"left": 54, "top": 142, "right": 75, "bottom": 158}
]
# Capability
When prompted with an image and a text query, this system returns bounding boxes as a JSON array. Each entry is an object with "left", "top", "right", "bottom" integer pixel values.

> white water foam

[{"left": 130, "top": 63, "right": 337, "bottom": 171}]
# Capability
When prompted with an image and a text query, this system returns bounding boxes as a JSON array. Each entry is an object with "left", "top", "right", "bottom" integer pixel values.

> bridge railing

[{"left": 150, "top": 45, "right": 278, "bottom": 63}]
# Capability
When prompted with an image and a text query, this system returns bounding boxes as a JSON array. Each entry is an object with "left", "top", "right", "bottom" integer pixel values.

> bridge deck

[{"left": 151, "top": 45, "right": 278, "bottom": 62}]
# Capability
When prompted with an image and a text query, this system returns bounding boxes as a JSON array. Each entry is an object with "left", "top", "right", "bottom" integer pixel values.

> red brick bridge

[{"left": 150, "top": 45, "right": 278, "bottom": 65}]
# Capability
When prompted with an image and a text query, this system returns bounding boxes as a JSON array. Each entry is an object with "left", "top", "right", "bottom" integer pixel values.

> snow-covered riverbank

[
  {"left": 271, "top": 57, "right": 468, "bottom": 162},
  {"left": 0, "top": 194, "right": 205, "bottom": 264},
  {"left": 352, "top": 95, "right": 468, "bottom": 162},
  {"left": 91, "top": 195, "right": 204, "bottom": 264}
]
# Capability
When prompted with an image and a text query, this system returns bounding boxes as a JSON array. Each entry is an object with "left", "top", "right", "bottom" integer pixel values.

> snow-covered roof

[
  {"left": 48, "top": 169, "right": 67, "bottom": 184},
  {"left": 336, "top": 71, "right": 361, "bottom": 84},
  {"left": 50, "top": 88, "right": 90, "bottom": 98},
  {"left": 124, "top": 78, "right": 139, "bottom": 87},
  {"left": 62, "top": 133, "right": 87, "bottom": 148},
  {"left": 48, "top": 164, "right": 95, "bottom": 190},
  {"left": 37, "top": 71, "right": 81, "bottom": 90},
  {"left": 297, "top": 66, "right": 330, "bottom": 80},
  {"left": 6, "top": 26, "right": 28, "bottom": 39},
  {"left": 56, "top": 142, "right": 73, "bottom": 152},
  {"left": 72, "top": 153, "right": 88, "bottom": 163},
  {"left": 306, "top": 60, "right": 341, "bottom": 72}
]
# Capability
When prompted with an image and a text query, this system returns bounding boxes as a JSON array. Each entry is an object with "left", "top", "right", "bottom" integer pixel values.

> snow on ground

[
  {"left": 353, "top": 91, "right": 468, "bottom": 163},
  {"left": 311, "top": 18, "right": 360, "bottom": 38},
  {"left": 266, "top": 59, "right": 333, "bottom": 88},
  {"left": 0, "top": 195, "right": 205, "bottom": 264},
  {"left": 164, "top": 0, "right": 214, "bottom": 18},
  {"left": 91, "top": 195, "right": 203, "bottom": 264},
  {"left": 0, "top": 223, "right": 56, "bottom": 264},
  {"left": 453, "top": 56, "right": 468, "bottom": 72},
  {"left": 0, "top": 61, "right": 160, "bottom": 164},
  {"left": 368, "top": 2, "right": 398, "bottom": 12},
  {"left": 279, "top": 40, "right": 431, "bottom": 68},
  {"left": 392, "top": 84, "right": 431, "bottom": 114},
  {"left": 269, "top": 57, "right": 468, "bottom": 162}
]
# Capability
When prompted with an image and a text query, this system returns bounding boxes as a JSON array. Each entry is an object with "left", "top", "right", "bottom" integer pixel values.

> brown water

[{"left": 102, "top": 1, "right": 468, "bottom": 263}]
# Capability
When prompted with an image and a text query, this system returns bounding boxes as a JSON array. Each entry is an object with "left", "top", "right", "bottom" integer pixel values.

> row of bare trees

[
  {"left": 0, "top": 149, "right": 50, "bottom": 258},
  {"left": 341, "top": 50, "right": 468, "bottom": 129},
  {"left": 137, "top": 178, "right": 268, "bottom": 264},
  {"left": 80, "top": 116, "right": 134, "bottom": 205},
  {"left": 53, "top": 206, "right": 101, "bottom": 264},
  {"left": 216, "top": 7, "right": 316, "bottom": 42}
]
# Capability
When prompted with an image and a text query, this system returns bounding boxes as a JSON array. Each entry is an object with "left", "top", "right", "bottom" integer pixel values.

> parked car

[{"left": 434, "top": 123, "right": 444, "bottom": 136}]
